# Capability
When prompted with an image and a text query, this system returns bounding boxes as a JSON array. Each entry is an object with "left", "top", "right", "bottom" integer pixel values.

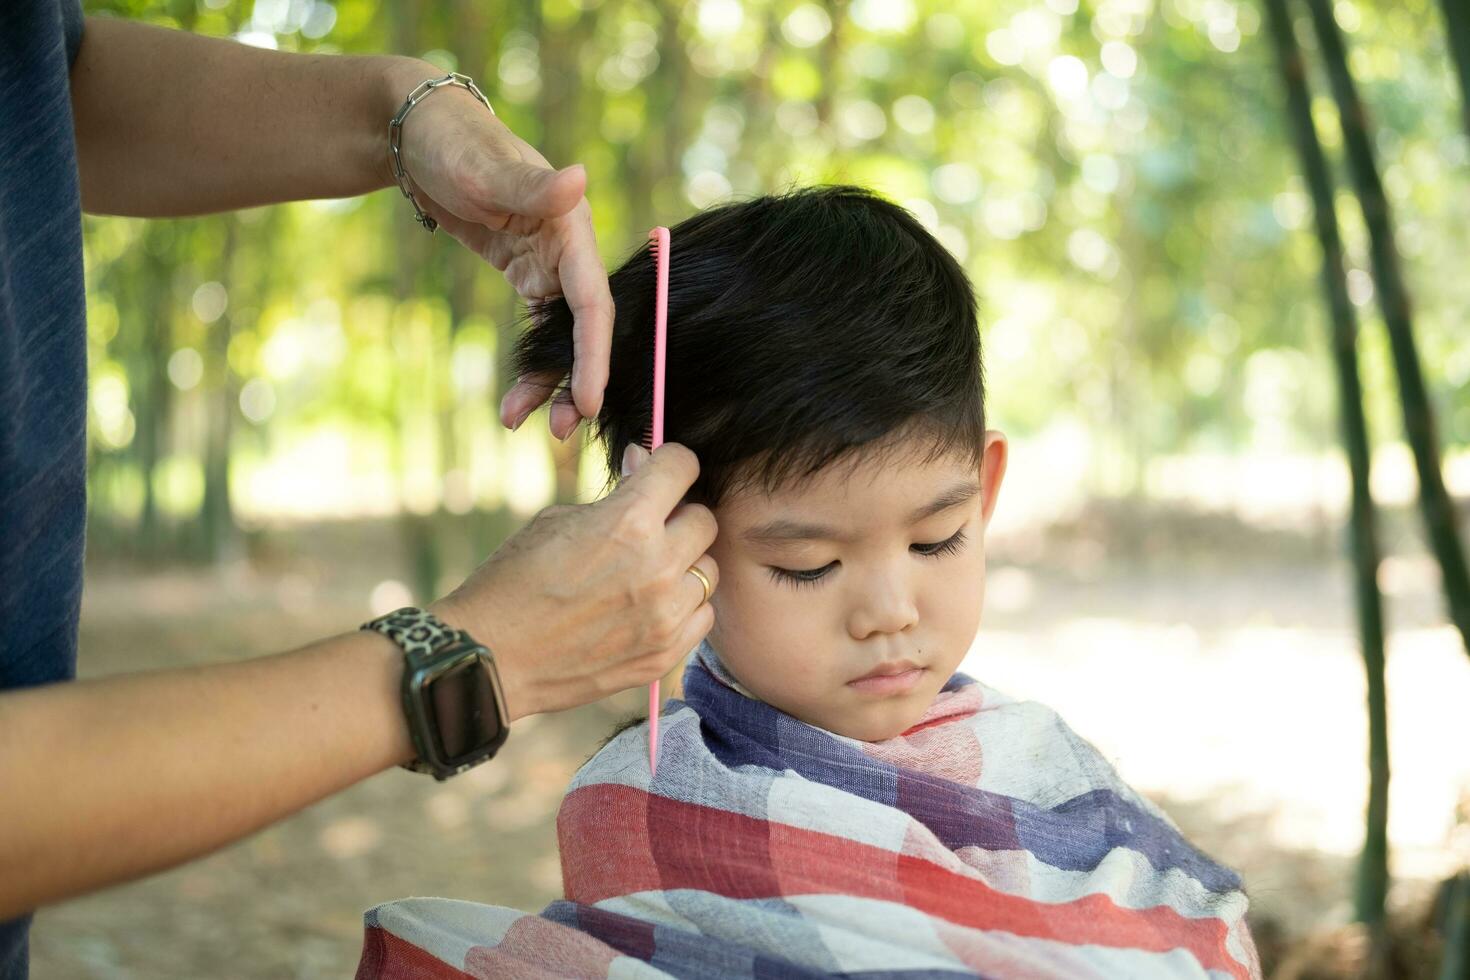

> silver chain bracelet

[{"left": 388, "top": 72, "right": 495, "bottom": 234}]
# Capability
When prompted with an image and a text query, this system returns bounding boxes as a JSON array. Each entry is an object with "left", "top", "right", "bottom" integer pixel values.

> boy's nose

[{"left": 846, "top": 578, "right": 919, "bottom": 641}]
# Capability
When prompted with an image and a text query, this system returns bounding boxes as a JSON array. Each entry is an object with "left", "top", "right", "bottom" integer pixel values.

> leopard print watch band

[{"left": 361, "top": 606, "right": 464, "bottom": 660}]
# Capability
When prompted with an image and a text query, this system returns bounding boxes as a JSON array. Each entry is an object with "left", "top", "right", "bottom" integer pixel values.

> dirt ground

[{"left": 26, "top": 499, "right": 1470, "bottom": 978}]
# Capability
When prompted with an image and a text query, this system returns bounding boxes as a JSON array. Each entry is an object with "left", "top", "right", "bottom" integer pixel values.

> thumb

[
  {"left": 620, "top": 442, "right": 650, "bottom": 478},
  {"left": 474, "top": 160, "right": 586, "bottom": 220}
]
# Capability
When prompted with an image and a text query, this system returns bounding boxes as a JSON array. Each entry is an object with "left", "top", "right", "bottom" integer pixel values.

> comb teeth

[{"left": 646, "top": 227, "right": 669, "bottom": 456}]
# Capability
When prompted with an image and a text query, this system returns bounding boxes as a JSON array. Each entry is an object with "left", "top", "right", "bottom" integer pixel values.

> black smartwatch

[{"left": 362, "top": 607, "right": 510, "bottom": 781}]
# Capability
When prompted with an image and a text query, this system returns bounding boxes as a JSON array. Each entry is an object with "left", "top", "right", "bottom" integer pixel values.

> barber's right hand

[{"left": 430, "top": 442, "right": 718, "bottom": 721}]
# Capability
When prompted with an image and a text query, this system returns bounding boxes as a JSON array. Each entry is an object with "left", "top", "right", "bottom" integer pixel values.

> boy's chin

[{"left": 809, "top": 703, "right": 927, "bottom": 743}]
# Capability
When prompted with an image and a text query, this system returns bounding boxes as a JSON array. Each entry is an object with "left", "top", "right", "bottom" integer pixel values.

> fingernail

[
  {"left": 620, "top": 443, "right": 639, "bottom": 476},
  {"left": 500, "top": 392, "right": 520, "bottom": 428}
]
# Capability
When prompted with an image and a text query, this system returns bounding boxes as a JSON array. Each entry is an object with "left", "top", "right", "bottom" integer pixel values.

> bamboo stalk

[
  {"left": 1441, "top": 872, "right": 1470, "bottom": 980},
  {"left": 1304, "top": 0, "right": 1470, "bottom": 662},
  {"left": 200, "top": 217, "right": 238, "bottom": 564},
  {"left": 1439, "top": 0, "right": 1470, "bottom": 139},
  {"left": 1261, "top": 0, "right": 1391, "bottom": 950}
]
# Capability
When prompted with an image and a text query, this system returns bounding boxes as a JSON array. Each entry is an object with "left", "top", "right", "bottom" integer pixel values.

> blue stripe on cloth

[
  {"left": 546, "top": 899, "right": 987, "bottom": 980},
  {"left": 682, "top": 653, "right": 1242, "bottom": 895}
]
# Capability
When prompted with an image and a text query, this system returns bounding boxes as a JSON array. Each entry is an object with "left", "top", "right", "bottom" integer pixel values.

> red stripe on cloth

[
  {"left": 768, "top": 819, "right": 904, "bottom": 903},
  {"left": 897, "top": 854, "right": 1247, "bottom": 978},
  {"left": 558, "top": 784, "right": 1247, "bottom": 977},
  {"left": 561, "top": 783, "right": 781, "bottom": 902},
  {"left": 468, "top": 914, "right": 625, "bottom": 977},
  {"left": 558, "top": 783, "right": 664, "bottom": 900},
  {"left": 356, "top": 926, "right": 475, "bottom": 980},
  {"left": 649, "top": 789, "right": 781, "bottom": 900}
]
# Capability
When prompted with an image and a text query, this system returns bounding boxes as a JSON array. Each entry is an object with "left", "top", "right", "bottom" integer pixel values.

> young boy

[{"left": 358, "top": 187, "right": 1261, "bottom": 979}]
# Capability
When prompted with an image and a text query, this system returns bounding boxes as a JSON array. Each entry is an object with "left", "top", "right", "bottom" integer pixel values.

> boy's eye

[
  {"left": 768, "top": 561, "right": 836, "bottom": 589},
  {"left": 767, "top": 529, "right": 968, "bottom": 589},
  {"left": 912, "top": 528, "right": 968, "bottom": 558}
]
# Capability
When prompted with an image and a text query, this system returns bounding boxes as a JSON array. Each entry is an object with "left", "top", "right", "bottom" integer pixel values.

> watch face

[{"left": 428, "top": 655, "right": 504, "bottom": 763}]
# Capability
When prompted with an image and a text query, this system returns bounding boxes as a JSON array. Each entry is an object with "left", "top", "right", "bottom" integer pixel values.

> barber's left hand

[{"left": 386, "top": 63, "right": 612, "bottom": 441}]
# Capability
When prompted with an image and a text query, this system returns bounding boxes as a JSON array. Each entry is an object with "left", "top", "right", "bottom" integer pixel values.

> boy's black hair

[{"left": 514, "top": 185, "right": 986, "bottom": 506}]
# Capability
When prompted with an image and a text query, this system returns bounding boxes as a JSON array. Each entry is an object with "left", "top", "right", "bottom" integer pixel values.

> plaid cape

[{"left": 358, "top": 642, "right": 1260, "bottom": 979}]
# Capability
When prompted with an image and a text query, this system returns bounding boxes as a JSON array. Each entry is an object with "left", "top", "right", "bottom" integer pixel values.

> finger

[
  {"left": 619, "top": 598, "right": 716, "bottom": 690},
  {"left": 613, "top": 443, "right": 700, "bottom": 518},
  {"left": 558, "top": 205, "right": 614, "bottom": 421},
  {"left": 665, "top": 502, "right": 719, "bottom": 562},
  {"left": 472, "top": 159, "right": 586, "bottom": 221},
  {"left": 550, "top": 396, "right": 582, "bottom": 441},
  {"left": 665, "top": 601, "right": 716, "bottom": 669},
  {"left": 499, "top": 372, "right": 563, "bottom": 430},
  {"left": 678, "top": 555, "right": 719, "bottom": 615}
]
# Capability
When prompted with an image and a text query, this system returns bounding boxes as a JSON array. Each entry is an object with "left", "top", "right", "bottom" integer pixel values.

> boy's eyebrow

[{"left": 742, "top": 480, "right": 981, "bottom": 544}]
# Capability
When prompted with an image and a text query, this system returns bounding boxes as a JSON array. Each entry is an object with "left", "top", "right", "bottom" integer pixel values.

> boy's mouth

[
  {"left": 850, "top": 658, "right": 921, "bottom": 680},
  {"left": 847, "top": 660, "right": 926, "bottom": 696}
]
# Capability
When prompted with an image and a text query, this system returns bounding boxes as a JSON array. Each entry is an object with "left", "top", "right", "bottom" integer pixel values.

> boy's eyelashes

[{"left": 766, "top": 528, "right": 970, "bottom": 589}]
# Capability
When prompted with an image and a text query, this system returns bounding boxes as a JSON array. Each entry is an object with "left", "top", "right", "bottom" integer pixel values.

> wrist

[
  {"left": 427, "top": 596, "right": 537, "bottom": 723},
  {"left": 350, "top": 628, "right": 419, "bottom": 769},
  {"left": 372, "top": 56, "right": 442, "bottom": 189}
]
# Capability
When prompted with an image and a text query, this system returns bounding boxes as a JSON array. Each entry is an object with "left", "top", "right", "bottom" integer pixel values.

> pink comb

[{"left": 644, "top": 226, "right": 670, "bottom": 775}]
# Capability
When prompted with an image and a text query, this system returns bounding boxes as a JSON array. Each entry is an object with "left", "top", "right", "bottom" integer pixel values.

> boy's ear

[{"left": 978, "top": 430, "right": 1008, "bottom": 527}]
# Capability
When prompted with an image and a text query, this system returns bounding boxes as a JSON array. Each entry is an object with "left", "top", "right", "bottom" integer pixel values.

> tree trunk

[
  {"left": 435, "top": 1, "right": 496, "bottom": 574},
  {"left": 816, "top": 0, "right": 847, "bottom": 130},
  {"left": 1304, "top": 0, "right": 1470, "bottom": 662},
  {"left": 390, "top": 0, "right": 442, "bottom": 604},
  {"left": 1440, "top": 872, "right": 1470, "bottom": 980},
  {"left": 534, "top": 3, "right": 596, "bottom": 504},
  {"left": 1263, "top": 0, "right": 1391, "bottom": 962},
  {"left": 1438, "top": 0, "right": 1470, "bottom": 140},
  {"left": 200, "top": 216, "right": 238, "bottom": 564},
  {"left": 135, "top": 233, "right": 174, "bottom": 560},
  {"left": 196, "top": 0, "right": 239, "bottom": 565}
]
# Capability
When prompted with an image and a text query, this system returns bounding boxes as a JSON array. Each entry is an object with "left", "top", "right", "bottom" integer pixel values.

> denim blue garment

[{"left": 0, "top": 0, "right": 87, "bottom": 976}]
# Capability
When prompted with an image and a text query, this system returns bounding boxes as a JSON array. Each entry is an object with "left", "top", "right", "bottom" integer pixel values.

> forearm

[
  {"left": 71, "top": 16, "right": 434, "bottom": 216},
  {"left": 0, "top": 629, "right": 411, "bottom": 919}
]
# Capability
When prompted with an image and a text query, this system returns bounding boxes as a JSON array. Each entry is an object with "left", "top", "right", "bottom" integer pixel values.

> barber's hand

[
  {"left": 385, "top": 62, "right": 611, "bottom": 441},
  {"left": 430, "top": 443, "right": 718, "bottom": 720}
]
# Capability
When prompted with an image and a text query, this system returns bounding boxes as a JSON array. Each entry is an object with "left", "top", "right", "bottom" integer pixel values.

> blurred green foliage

[{"left": 81, "top": 0, "right": 1470, "bottom": 587}]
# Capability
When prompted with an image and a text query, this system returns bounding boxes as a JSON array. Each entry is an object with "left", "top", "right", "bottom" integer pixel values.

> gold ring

[{"left": 686, "top": 565, "right": 713, "bottom": 605}]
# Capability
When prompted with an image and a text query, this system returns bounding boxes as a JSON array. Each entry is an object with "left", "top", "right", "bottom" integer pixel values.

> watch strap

[{"left": 362, "top": 606, "right": 466, "bottom": 662}]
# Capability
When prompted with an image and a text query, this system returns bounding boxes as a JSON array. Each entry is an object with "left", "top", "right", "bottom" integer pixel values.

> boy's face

[{"left": 705, "top": 431, "right": 1008, "bottom": 741}]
